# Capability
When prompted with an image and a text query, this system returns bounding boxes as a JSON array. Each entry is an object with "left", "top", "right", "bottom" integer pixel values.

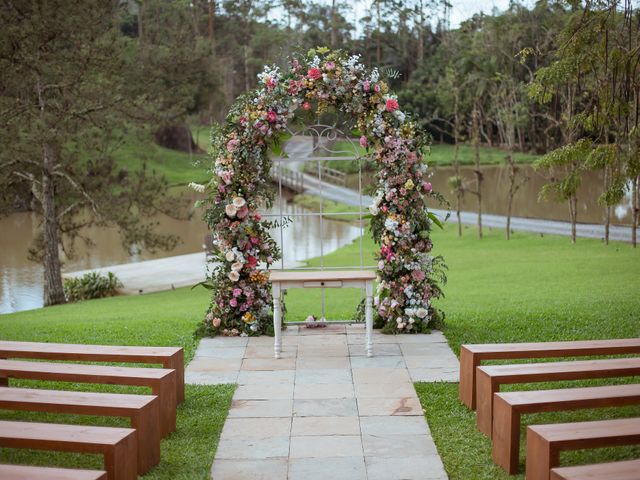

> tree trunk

[
  {"left": 138, "top": 0, "right": 144, "bottom": 43},
  {"left": 506, "top": 154, "right": 514, "bottom": 240},
  {"left": 569, "top": 195, "right": 577, "bottom": 244},
  {"left": 376, "top": 1, "right": 381, "bottom": 65},
  {"left": 330, "top": 0, "right": 336, "bottom": 48},
  {"left": 473, "top": 105, "right": 483, "bottom": 239},
  {"left": 243, "top": 44, "right": 250, "bottom": 92},
  {"left": 208, "top": 0, "right": 215, "bottom": 40},
  {"left": 604, "top": 163, "right": 610, "bottom": 245},
  {"left": 416, "top": 0, "right": 424, "bottom": 65},
  {"left": 42, "top": 144, "right": 65, "bottom": 306},
  {"left": 633, "top": 175, "right": 638, "bottom": 248}
]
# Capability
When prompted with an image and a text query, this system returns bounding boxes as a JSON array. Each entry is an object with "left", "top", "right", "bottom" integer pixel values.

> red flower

[
  {"left": 246, "top": 256, "right": 258, "bottom": 268},
  {"left": 385, "top": 98, "right": 399, "bottom": 113},
  {"left": 266, "top": 110, "right": 277, "bottom": 123},
  {"left": 307, "top": 67, "right": 322, "bottom": 80},
  {"left": 303, "top": 101, "right": 311, "bottom": 110}
]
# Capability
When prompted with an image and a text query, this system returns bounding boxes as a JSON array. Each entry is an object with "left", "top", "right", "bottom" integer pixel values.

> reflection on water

[
  {"left": 0, "top": 197, "right": 362, "bottom": 314},
  {"left": 428, "top": 164, "right": 633, "bottom": 225}
]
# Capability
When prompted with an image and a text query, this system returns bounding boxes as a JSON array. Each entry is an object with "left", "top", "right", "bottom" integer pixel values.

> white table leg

[
  {"left": 273, "top": 283, "right": 282, "bottom": 359},
  {"left": 365, "top": 280, "right": 373, "bottom": 357}
]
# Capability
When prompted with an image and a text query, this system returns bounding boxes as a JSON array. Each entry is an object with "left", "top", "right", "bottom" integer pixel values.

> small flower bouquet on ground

[{"left": 304, "top": 315, "right": 327, "bottom": 328}]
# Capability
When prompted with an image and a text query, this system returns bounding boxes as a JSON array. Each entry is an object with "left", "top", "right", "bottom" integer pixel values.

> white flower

[
  {"left": 405, "top": 308, "right": 415, "bottom": 317},
  {"left": 394, "top": 110, "right": 406, "bottom": 123},
  {"left": 188, "top": 182, "right": 205, "bottom": 193},
  {"left": 231, "top": 262, "right": 244, "bottom": 272},
  {"left": 369, "top": 203, "right": 379, "bottom": 216},
  {"left": 416, "top": 307, "right": 428, "bottom": 319},
  {"left": 232, "top": 196, "right": 246, "bottom": 208},
  {"left": 409, "top": 317, "right": 415, "bottom": 324},
  {"left": 228, "top": 271, "right": 240, "bottom": 282},
  {"left": 225, "top": 204, "right": 237, "bottom": 217},
  {"left": 225, "top": 251, "right": 235, "bottom": 262}
]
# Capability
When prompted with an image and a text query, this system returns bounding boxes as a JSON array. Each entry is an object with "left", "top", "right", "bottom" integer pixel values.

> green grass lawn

[
  {"left": 428, "top": 143, "right": 540, "bottom": 166},
  {"left": 114, "top": 131, "right": 210, "bottom": 186},
  {"left": 0, "top": 287, "right": 234, "bottom": 479}
]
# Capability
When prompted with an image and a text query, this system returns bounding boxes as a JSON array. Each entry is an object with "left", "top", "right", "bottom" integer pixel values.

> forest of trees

[{"left": 1, "top": 0, "right": 639, "bottom": 306}]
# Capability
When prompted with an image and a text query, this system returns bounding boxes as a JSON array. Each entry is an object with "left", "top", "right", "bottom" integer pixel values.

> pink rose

[
  {"left": 363, "top": 80, "right": 370, "bottom": 92},
  {"left": 423, "top": 182, "right": 432, "bottom": 193},
  {"left": 267, "top": 255, "right": 273, "bottom": 264},
  {"left": 233, "top": 288, "right": 242, "bottom": 297},
  {"left": 212, "top": 317, "right": 221, "bottom": 327},
  {"left": 359, "top": 136, "right": 367, "bottom": 148},
  {"left": 374, "top": 84, "right": 381, "bottom": 92},
  {"left": 411, "top": 269, "right": 425, "bottom": 281},
  {"left": 325, "top": 61, "right": 335, "bottom": 71},
  {"left": 303, "top": 101, "right": 311, "bottom": 110},
  {"left": 307, "top": 67, "right": 322, "bottom": 80},
  {"left": 385, "top": 98, "right": 399, "bottom": 113},
  {"left": 230, "top": 298, "right": 238, "bottom": 307},
  {"left": 236, "top": 205, "right": 249, "bottom": 219},
  {"left": 250, "top": 236, "right": 260, "bottom": 245},
  {"left": 254, "top": 213, "right": 262, "bottom": 221},
  {"left": 264, "top": 76, "right": 276, "bottom": 90},
  {"left": 226, "top": 138, "right": 239, "bottom": 152},
  {"left": 266, "top": 110, "right": 277, "bottom": 123}
]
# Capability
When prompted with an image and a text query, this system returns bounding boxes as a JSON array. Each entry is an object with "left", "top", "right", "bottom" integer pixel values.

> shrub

[{"left": 64, "top": 271, "right": 122, "bottom": 302}]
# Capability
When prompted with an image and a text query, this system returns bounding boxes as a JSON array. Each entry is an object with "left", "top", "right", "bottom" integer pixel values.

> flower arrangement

[{"left": 197, "top": 48, "right": 446, "bottom": 336}]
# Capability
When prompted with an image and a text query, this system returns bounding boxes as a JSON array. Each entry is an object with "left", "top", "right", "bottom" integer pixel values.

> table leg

[
  {"left": 365, "top": 281, "right": 374, "bottom": 357},
  {"left": 273, "top": 283, "right": 282, "bottom": 359}
]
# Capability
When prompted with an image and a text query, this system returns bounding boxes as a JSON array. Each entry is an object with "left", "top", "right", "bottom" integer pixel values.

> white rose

[
  {"left": 225, "top": 251, "right": 235, "bottom": 262},
  {"left": 232, "top": 196, "right": 246, "bottom": 208},
  {"left": 405, "top": 308, "right": 415, "bottom": 317},
  {"left": 394, "top": 110, "right": 406, "bottom": 123},
  {"left": 231, "top": 262, "right": 244, "bottom": 272},
  {"left": 369, "top": 203, "right": 379, "bottom": 216},
  {"left": 188, "top": 182, "right": 205, "bottom": 193},
  {"left": 225, "top": 204, "right": 237, "bottom": 217},
  {"left": 228, "top": 271, "right": 240, "bottom": 282},
  {"left": 409, "top": 317, "right": 415, "bottom": 324},
  {"left": 416, "top": 307, "right": 428, "bottom": 319}
]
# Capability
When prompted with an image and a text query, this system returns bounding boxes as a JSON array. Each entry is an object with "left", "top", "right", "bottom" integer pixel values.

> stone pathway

[{"left": 186, "top": 324, "right": 459, "bottom": 480}]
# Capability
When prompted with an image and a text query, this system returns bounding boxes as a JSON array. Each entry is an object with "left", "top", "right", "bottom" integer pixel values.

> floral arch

[{"left": 197, "top": 48, "right": 446, "bottom": 337}]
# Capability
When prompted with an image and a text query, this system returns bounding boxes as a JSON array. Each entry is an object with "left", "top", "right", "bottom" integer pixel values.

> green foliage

[{"left": 64, "top": 272, "right": 123, "bottom": 302}]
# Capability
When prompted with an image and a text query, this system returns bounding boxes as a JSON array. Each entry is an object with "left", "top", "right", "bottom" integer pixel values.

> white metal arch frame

[{"left": 262, "top": 123, "right": 375, "bottom": 324}]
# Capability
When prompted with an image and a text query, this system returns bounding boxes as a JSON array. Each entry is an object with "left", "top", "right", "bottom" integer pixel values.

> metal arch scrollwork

[{"left": 283, "top": 123, "right": 363, "bottom": 161}]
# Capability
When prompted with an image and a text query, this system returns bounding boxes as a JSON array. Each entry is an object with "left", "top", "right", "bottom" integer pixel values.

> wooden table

[{"left": 270, "top": 270, "right": 377, "bottom": 359}]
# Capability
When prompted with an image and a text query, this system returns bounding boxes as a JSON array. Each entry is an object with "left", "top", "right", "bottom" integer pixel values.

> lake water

[
  {"left": 428, "top": 164, "right": 635, "bottom": 226},
  {"left": 0, "top": 197, "right": 363, "bottom": 314}
]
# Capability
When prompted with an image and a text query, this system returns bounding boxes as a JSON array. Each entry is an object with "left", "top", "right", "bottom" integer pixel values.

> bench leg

[
  {"left": 526, "top": 427, "right": 558, "bottom": 480},
  {"left": 104, "top": 430, "right": 138, "bottom": 480},
  {"left": 132, "top": 398, "right": 162, "bottom": 474},
  {"left": 475, "top": 368, "right": 496, "bottom": 437},
  {"left": 165, "top": 350, "right": 184, "bottom": 404},
  {"left": 492, "top": 394, "right": 520, "bottom": 474},
  {"left": 459, "top": 347, "right": 478, "bottom": 409},
  {"left": 154, "top": 372, "right": 177, "bottom": 437}
]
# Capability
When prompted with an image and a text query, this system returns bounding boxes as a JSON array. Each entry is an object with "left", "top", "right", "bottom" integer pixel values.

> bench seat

[
  {"left": 550, "top": 459, "right": 640, "bottom": 480},
  {"left": 525, "top": 417, "right": 640, "bottom": 480},
  {"left": 0, "top": 464, "right": 108, "bottom": 480},
  {"left": 0, "top": 341, "right": 184, "bottom": 404},
  {"left": 0, "top": 387, "right": 160, "bottom": 474},
  {"left": 475, "top": 357, "right": 640, "bottom": 436},
  {"left": 0, "top": 420, "right": 137, "bottom": 480},
  {"left": 459, "top": 339, "right": 640, "bottom": 409},
  {"left": 0, "top": 359, "right": 176, "bottom": 437},
  {"left": 491, "top": 383, "right": 640, "bottom": 473}
]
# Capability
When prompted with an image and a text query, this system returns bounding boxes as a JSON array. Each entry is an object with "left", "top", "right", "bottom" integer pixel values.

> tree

[{"left": 0, "top": 0, "right": 186, "bottom": 306}]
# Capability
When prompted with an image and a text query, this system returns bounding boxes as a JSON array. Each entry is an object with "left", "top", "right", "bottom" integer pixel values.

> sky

[{"left": 349, "top": 0, "right": 518, "bottom": 29}]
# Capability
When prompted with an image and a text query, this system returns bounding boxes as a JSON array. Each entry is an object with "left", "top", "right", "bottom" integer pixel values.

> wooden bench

[
  {"left": 0, "top": 359, "right": 176, "bottom": 437},
  {"left": 550, "top": 458, "right": 640, "bottom": 480},
  {"left": 0, "top": 420, "right": 137, "bottom": 480},
  {"left": 475, "top": 357, "right": 640, "bottom": 437},
  {"left": 0, "top": 464, "right": 108, "bottom": 480},
  {"left": 491, "top": 383, "right": 640, "bottom": 473},
  {"left": 0, "top": 340, "right": 184, "bottom": 404},
  {"left": 459, "top": 339, "right": 640, "bottom": 409},
  {"left": 526, "top": 417, "right": 640, "bottom": 480},
  {"left": 0, "top": 387, "right": 160, "bottom": 474}
]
